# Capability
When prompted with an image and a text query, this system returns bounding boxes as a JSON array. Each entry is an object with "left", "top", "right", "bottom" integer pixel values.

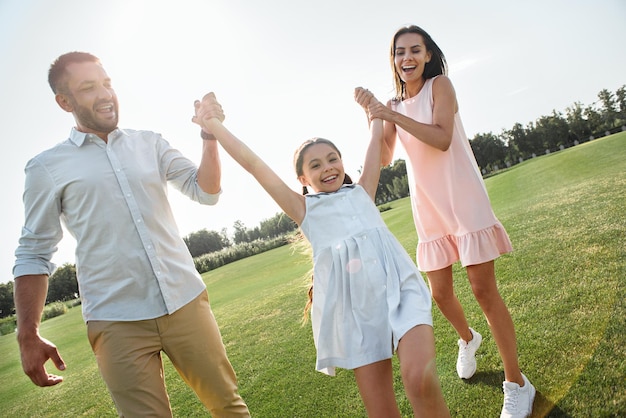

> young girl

[
  {"left": 365, "top": 25, "right": 535, "bottom": 418},
  {"left": 192, "top": 89, "right": 450, "bottom": 417}
]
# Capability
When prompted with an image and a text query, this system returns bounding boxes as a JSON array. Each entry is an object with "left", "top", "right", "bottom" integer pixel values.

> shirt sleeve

[
  {"left": 13, "top": 158, "right": 63, "bottom": 278},
  {"left": 156, "top": 134, "right": 221, "bottom": 205}
]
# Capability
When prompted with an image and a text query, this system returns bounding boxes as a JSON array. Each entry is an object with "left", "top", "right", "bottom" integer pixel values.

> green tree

[
  {"left": 584, "top": 105, "right": 603, "bottom": 137},
  {"left": 233, "top": 220, "right": 249, "bottom": 244},
  {"left": 220, "top": 228, "right": 231, "bottom": 247},
  {"left": 389, "top": 176, "right": 409, "bottom": 201},
  {"left": 47, "top": 263, "right": 78, "bottom": 303},
  {"left": 470, "top": 132, "right": 507, "bottom": 171},
  {"left": 534, "top": 111, "right": 569, "bottom": 151},
  {"left": 597, "top": 88, "right": 618, "bottom": 130},
  {"left": 183, "top": 229, "right": 229, "bottom": 258},
  {"left": 377, "top": 159, "right": 408, "bottom": 204},
  {"left": 505, "top": 122, "right": 537, "bottom": 159},
  {"left": 259, "top": 213, "right": 297, "bottom": 239},
  {"left": 565, "top": 102, "right": 591, "bottom": 143},
  {"left": 0, "top": 281, "right": 14, "bottom": 318},
  {"left": 615, "top": 85, "right": 626, "bottom": 123},
  {"left": 247, "top": 226, "right": 262, "bottom": 242}
]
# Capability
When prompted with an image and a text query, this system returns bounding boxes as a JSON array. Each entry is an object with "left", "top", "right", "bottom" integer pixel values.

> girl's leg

[
  {"left": 353, "top": 360, "right": 401, "bottom": 418},
  {"left": 426, "top": 266, "right": 473, "bottom": 342},
  {"left": 466, "top": 261, "right": 523, "bottom": 385},
  {"left": 397, "top": 325, "right": 450, "bottom": 418}
]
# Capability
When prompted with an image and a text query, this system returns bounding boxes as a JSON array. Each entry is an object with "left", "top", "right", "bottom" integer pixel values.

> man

[{"left": 13, "top": 51, "right": 250, "bottom": 417}]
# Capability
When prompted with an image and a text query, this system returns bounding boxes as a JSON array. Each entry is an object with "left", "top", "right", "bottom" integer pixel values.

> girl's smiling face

[{"left": 297, "top": 143, "right": 345, "bottom": 194}]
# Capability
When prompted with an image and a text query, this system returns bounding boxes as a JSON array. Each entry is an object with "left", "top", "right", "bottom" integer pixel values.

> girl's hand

[
  {"left": 354, "top": 87, "right": 386, "bottom": 122},
  {"left": 354, "top": 87, "right": 374, "bottom": 110},
  {"left": 192, "top": 92, "right": 225, "bottom": 131}
]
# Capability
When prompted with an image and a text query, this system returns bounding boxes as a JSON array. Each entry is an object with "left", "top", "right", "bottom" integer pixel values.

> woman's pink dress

[{"left": 394, "top": 76, "right": 512, "bottom": 272}]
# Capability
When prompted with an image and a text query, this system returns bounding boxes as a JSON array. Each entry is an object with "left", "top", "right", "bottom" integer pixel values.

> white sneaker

[
  {"left": 456, "top": 327, "right": 482, "bottom": 379},
  {"left": 500, "top": 373, "right": 536, "bottom": 418}
]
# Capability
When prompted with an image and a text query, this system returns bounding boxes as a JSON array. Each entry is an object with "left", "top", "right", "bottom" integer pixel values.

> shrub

[
  {"left": 41, "top": 302, "right": 67, "bottom": 321},
  {"left": 65, "top": 298, "right": 82, "bottom": 308},
  {"left": 0, "top": 316, "right": 16, "bottom": 336},
  {"left": 193, "top": 235, "right": 292, "bottom": 274}
]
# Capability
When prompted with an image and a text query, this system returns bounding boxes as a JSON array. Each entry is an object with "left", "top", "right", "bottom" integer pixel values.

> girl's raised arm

[
  {"left": 354, "top": 87, "right": 384, "bottom": 201},
  {"left": 195, "top": 93, "right": 306, "bottom": 225},
  {"left": 381, "top": 100, "right": 399, "bottom": 166}
]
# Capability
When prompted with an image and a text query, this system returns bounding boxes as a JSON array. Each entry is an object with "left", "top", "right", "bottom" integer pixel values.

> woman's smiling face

[{"left": 394, "top": 32, "right": 432, "bottom": 85}]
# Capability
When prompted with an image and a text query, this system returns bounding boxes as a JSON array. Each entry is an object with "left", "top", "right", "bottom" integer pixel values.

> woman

[{"left": 366, "top": 25, "right": 535, "bottom": 418}]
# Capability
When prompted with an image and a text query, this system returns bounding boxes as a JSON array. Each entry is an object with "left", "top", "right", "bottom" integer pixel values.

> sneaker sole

[{"left": 527, "top": 384, "right": 536, "bottom": 415}]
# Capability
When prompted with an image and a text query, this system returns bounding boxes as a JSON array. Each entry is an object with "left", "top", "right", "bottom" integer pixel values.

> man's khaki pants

[{"left": 87, "top": 291, "right": 250, "bottom": 417}]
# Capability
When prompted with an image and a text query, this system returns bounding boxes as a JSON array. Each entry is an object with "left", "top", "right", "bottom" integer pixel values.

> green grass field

[{"left": 1, "top": 133, "right": 624, "bottom": 417}]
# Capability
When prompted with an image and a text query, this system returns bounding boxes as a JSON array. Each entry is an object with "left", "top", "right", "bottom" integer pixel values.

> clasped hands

[
  {"left": 354, "top": 87, "right": 385, "bottom": 122},
  {"left": 192, "top": 92, "right": 224, "bottom": 136}
]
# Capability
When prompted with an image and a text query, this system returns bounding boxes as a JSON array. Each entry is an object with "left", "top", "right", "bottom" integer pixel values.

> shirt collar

[
  {"left": 69, "top": 127, "right": 126, "bottom": 146},
  {"left": 307, "top": 182, "right": 356, "bottom": 197}
]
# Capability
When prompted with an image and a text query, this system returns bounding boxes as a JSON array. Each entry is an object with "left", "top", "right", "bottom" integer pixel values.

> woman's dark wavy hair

[
  {"left": 390, "top": 25, "right": 448, "bottom": 101},
  {"left": 293, "top": 137, "right": 353, "bottom": 195}
]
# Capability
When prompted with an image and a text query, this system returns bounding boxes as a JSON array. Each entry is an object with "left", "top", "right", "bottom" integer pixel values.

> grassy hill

[{"left": 1, "top": 132, "right": 624, "bottom": 417}]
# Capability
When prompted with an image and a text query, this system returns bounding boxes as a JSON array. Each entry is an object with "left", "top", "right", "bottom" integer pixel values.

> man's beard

[{"left": 71, "top": 98, "right": 119, "bottom": 134}]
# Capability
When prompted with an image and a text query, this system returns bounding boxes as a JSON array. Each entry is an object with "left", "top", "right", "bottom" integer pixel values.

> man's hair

[{"left": 48, "top": 51, "right": 101, "bottom": 94}]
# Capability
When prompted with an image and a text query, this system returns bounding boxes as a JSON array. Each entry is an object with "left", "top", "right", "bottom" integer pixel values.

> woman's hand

[{"left": 354, "top": 87, "right": 387, "bottom": 122}]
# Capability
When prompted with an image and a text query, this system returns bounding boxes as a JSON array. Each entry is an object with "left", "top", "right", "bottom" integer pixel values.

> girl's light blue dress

[{"left": 300, "top": 184, "right": 433, "bottom": 375}]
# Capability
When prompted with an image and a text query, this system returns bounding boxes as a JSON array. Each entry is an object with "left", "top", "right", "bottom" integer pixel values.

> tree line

[
  {"left": 469, "top": 85, "right": 625, "bottom": 174},
  {"left": 0, "top": 84, "right": 623, "bottom": 319}
]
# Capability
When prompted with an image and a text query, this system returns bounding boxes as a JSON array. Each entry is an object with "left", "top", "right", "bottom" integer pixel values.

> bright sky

[{"left": 1, "top": 0, "right": 624, "bottom": 284}]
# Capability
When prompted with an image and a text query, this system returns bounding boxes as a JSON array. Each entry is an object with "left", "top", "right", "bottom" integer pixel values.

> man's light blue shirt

[{"left": 14, "top": 128, "right": 220, "bottom": 322}]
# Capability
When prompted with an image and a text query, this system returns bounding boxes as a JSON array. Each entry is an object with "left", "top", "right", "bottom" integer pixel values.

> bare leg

[
  {"left": 466, "top": 261, "right": 523, "bottom": 385},
  {"left": 397, "top": 325, "right": 450, "bottom": 418},
  {"left": 427, "top": 266, "right": 473, "bottom": 342},
  {"left": 353, "top": 360, "right": 401, "bottom": 418}
]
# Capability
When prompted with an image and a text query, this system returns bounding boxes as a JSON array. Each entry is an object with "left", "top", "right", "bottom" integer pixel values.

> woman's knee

[
  {"left": 466, "top": 263, "right": 499, "bottom": 302},
  {"left": 426, "top": 267, "right": 454, "bottom": 301}
]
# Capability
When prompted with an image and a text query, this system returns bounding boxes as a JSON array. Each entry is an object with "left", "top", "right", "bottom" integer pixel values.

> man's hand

[
  {"left": 192, "top": 92, "right": 225, "bottom": 130},
  {"left": 14, "top": 274, "right": 65, "bottom": 387},
  {"left": 18, "top": 333, "right": 66, "bottom": 387}
]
